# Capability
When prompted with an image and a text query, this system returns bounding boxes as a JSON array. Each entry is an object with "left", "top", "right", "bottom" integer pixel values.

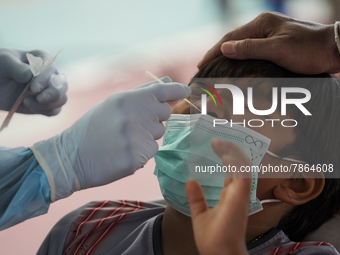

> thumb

[
  {"left": 221, "top": 38, "right": 277, "bottom": 60},
  {"left": 186, "top": 179, "right": 208, "bottom": 219}
]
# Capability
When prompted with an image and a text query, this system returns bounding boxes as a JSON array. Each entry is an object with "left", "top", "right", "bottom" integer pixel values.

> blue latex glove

[
  {"left": 0, "top": 48, "right": 68, "bottom": 116},
  {"left": 31, "top": 77, "right": 191, "bottom": 202}
]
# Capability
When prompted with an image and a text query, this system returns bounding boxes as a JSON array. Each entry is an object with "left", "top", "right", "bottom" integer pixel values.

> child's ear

[{"left": 272, "top": 172, "right": 325, "bottom": 205}]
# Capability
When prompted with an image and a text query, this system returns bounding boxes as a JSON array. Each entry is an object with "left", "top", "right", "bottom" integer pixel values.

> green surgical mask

[{"left": 154, "top": 114, "right": 279, "bottom": 216}]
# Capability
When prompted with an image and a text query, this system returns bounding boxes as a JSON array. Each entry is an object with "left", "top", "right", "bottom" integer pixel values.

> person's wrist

[{"left": 31, "top": 134, "right": 80, "bottom": 202}]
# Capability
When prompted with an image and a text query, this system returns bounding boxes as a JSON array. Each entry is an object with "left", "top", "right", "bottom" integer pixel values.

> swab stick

[{"left": 145, "top": 71, "right": 201, "bottom": 112}]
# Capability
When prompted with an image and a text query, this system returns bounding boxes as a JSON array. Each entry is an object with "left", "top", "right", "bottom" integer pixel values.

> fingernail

[
  {"left": 222, "top": 42, "right": 236, "bottom": 55},
  {"left": 51, "top": 73, "right": 66, "bottom": 89}
]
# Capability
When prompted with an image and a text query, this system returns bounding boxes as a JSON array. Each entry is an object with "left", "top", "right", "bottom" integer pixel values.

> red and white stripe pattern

[
  {"left": 63, "top": 200, "right": 145, "bottom": 255},
  {"left": 74, "top": 200, "right": 110, "bottom": 239},
  {"left": 63, "top": 201, "right": 335, "bottom": 255},
  {"left": 266, "top": 241, "right": 332, "bottom": 255}
]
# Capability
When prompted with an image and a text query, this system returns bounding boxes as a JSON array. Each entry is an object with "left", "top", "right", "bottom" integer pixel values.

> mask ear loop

[
  {"left": 266, "top": 150, "right": 306, "bottom": 164},
  {"left": 260, "top": 152, "right": 304, "bottom": 206},
  {"left": 260, "top": 151, "right": 303, "bottom": 207},
  {"left": 260, "top": 199, "right": 282, "bottom": 204},
  {"left": 248, "top": 199, "right": 282, "bottom": 216}
]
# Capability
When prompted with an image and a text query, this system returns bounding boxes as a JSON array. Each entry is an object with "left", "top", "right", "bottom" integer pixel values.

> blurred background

[{"left": 0, "top": 0, "right": 337, "bottom": 253}]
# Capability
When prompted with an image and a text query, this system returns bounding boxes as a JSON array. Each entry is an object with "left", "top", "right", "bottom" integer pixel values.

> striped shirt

[{"left": 37, "top": 200, "right": 339, "bottom": 255}]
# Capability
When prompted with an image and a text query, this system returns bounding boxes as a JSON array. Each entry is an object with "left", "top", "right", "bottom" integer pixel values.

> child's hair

[{"left": 194, "top": 55, "right": 340, "bottom": 241}]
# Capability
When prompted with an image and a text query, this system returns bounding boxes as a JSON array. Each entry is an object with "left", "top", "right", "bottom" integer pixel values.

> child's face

[{"left": 171, "top": 79, "right": 300, "bottom": 201}]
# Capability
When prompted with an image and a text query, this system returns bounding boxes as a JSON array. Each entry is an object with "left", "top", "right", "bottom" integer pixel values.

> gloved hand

[
  {"left": 31, "top": 77, "right": 191, "bottom": 202},
  {"left": 0, "top": 48, "right": 68, "bottom": 116}
]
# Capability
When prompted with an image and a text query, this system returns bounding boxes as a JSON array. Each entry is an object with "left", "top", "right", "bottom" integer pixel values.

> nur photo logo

[{"left": 190, "top": 78, "right": 313, "bottom": 128}]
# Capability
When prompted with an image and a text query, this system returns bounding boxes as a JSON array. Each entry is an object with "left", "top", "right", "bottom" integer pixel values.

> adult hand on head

[
  {"left": 31, "top": 77, "right": 191, "bottom": 202},
  {"left": 186, "top": 139, "right": 251, "bottom": 255},
  {"left": 198, "top": 12, "right": 340, "bottom": 75},
  {"left": 0, "top": 48, "right": 67, "bottom": 116}
]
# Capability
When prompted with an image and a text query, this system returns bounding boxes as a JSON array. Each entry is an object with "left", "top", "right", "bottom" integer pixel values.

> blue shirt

[{"left": 0, "top": 145, "right": 51, "bottom": 231}]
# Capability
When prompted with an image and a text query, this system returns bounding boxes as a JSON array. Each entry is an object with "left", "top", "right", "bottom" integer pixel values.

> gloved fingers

[
  {"left": 148, "top": 122, "right": 165, "bottom": 140},
  {"left": 21, "top": 76, "right": 67, "bottom": 114},
  {"left": 129, "top": 130, "right": 159, "bottom": 169},
  {"left": 26, "top": 50, "right": 59, "bottom": 94},
  {"left": 15, "top": 104, "right": 35, "bottom": 114},
  {"left": 27, "top": 49, "right": 53, "bottom": 63},
  {"left": 50, "top": 73, "right": 67, "bottom": 89},
  {"left": 34, "top": 75, "right": 68, "bottom": 104},
  {"left": 133, "top": 76, "right": 172, "bottom": 90},
  {"left": 29, "top": 65, "right": 58, "bottom": 94},
  {"left": 145, "top": 82, "right": 191, "bottom": 102},
  {"left": 36, "top": 107, "right": 62, "bottom": 116},
  {"left": 0, "top": 51, "right": 32, "bottom": 83},
  {"left": 148, "top": 140, "right": 159, "bottom": 159},
  {"left": 22, "top": 94, "right": 67, "bottom": 114},
  {"left": 157, "top": 76, "right": 172, "bottom": 83},
  {"left": 151, "top": 102, "right": 172, "bottom": 122},
  {"left": 16, "top": 104, "right": 62, "bottom": 116},
  {"left": 138, "top": 139, "right": 159, "bottom": 165}
]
